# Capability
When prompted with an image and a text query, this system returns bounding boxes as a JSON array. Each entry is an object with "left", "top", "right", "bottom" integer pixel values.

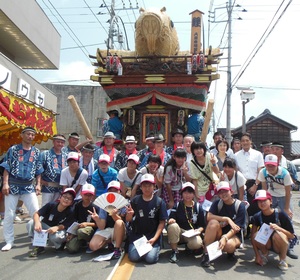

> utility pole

[
  {"left": 208, "top": 0, "right": 244, "bottom": 142},
  {"left": 100, "top": 0, "right": 138, "bottom": 52},
  {"left": 226, "top": 0, "right": 232, "bottom": 142}
]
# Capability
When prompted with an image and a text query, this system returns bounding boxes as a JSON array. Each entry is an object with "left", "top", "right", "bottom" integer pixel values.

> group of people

[{"left": 0, "top": 127, "right": 298, "bottom": 271}]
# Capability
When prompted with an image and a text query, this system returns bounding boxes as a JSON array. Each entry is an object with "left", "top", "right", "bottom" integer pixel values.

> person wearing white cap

[
  {"left": 256, "top": 153, "right": 298, "bottom": 259},
  {"left": 93, "top": 131, "right": 119, "bottom": 169},
  {"left": 0, "top": 126, "right": 44, "bottom": 251},
  {"left": 201, "top": 181, "right": 246, "bottom": 267},
  {"left": 60, "top": 152, "right": 88, "bottom": 200},
  {"left": 138, "top": 133, "right": 155, "bottom": 166},
  {"left": 27, "top": 188, "right": 76, "bottom": 257},
  {"left": 88, "top": 180, "right": 126, "bottom": 259},
  {"left": 126, "top": 173, "right": 168, "bottom": 264},
  {"left": 117, "top": 154, "right": 142, "bottom": 199},
  {"left": 167, "top": 182, "right": 205, "bottom": 263},
  {"left": 114, "top": 136, "right": 139, "bottom": 172},
  {"left": 91, "top": 154, "right": 118, "bottom": 197},
  {"left": 251, "top": 190, "right": 295, "bottom": 270},
  {"left": 40, "top": 134, "right": 68, "bottom": 207},
  {"left": 66, "top": 183, "right": 100, "bottom": 254}
]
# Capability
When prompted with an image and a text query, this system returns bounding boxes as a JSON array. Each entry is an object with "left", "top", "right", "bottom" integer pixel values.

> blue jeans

[
  {"left": 128, "top": 242, "right": 160, "bottom": 264},
  {"left": 271, "top": 195, "right": 292, "bottom": 212}
]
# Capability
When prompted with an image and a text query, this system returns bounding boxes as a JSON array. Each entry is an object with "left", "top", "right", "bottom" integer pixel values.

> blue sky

[{"left": 27, "top": 0, "right": 300, "bottom": 141}]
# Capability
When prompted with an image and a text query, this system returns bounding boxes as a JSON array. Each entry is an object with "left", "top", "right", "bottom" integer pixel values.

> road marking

[{"left": 108, "top": 253, "right": 135, "bottom": 280}]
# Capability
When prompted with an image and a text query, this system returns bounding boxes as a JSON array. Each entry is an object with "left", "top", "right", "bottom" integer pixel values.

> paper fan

[{"left": 94, "top": 193, "right": 128, "bottom": 215}]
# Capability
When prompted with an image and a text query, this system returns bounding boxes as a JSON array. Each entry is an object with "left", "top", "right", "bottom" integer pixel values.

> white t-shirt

[
  {"left": 60, "top": 167, "right": 88, "bottom": 199},
  {"left": 140, "top": 165, "right": 164, "bottom": 179},
  {"left": 117, "top": 167, "right": 142, "bottom": 189},
  {"left": 258, "top": 166, "right": 293, "bottom": 197},
  {"left": 223, "top": 171, "right": 247, "bottom": 196}
]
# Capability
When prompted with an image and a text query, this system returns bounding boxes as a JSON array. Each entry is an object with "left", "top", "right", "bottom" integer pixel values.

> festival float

[{"left": 90, "top": 7, "right": 222, "bottom": 145}]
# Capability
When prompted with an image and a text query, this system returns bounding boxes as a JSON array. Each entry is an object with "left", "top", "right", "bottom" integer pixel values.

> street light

[{"left": 240, "top": 89, "right": 255, "bottom": 133}]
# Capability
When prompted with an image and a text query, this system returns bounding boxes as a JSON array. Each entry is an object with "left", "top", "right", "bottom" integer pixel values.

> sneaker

[
  {"left": 287, "top": 248, "right": 298, "bottom": 259},
  {"left": 1, "top": 243, "right": 14, "bottom": 251},
  {"left": 227, "top": 252, "right": 236, "bottom": 261},
  {"left": 201, "top": 253, "right": 211, "bottom": 267},
  {"left": 278, "top": 260, "right": 288, "bottom": 271},
  {"left": 29, "top": 247, "right": 45, "bottom": 257},
  {"left": 56, "top": 242, "right": 66, "bottom": 251},
  {"left": 169, "top": 250, "right": 179, "bottom": 263},
  {"left": 112, "top": 248, "right": 122, "bottom": 259},
  {"left": 14, "top": 216, "right": 22, "bottom": 222},
  {"left": 86, "top": 247, "right": 93, "bottom": 254}
]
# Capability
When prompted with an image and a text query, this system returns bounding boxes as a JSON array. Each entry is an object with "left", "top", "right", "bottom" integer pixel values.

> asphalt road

[{"left": 1, "top": 192, "right": 300, "bottom": 280}]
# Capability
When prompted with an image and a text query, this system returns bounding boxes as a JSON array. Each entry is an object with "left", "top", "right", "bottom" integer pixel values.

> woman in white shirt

[{"left": 220, "top": 158, "right": 246, "bottom": 202}]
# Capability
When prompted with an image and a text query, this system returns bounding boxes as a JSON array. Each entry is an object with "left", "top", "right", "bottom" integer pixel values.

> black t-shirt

[
  {"left": 129, "top": 195, "right": 168, "bottom": 245},
  {"left": 169, "top": 201, "right": 206, "bottom": 230},
  {"left": 73, "top": 200, "right": 100, "bottom": 227},
  {"left": 209, "top": 199, "right": 246, "bottom": 234},
  {"left": 252, "top": 210, "right": 294, "bottom": 234},
  {"left": 38, "top": 202, "right": 75, "bottom": 229}
]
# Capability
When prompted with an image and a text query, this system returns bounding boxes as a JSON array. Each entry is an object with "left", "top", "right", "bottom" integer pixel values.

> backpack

[
  {"left": 217, "top": 199, "right": 248, "bottom": 237},
  {"left": 257, "top": 208, "right": 280, "bottom": 227}
]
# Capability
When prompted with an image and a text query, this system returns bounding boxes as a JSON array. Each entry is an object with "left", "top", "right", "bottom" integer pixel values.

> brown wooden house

[{"left": 231, "top": 109, "right": 297, "bottom": 158}]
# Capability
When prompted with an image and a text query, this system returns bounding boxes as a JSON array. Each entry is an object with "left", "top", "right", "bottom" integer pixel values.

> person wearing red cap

[
  {"left": 88, "top": 180, "right": 126, "bottom": 259},
  {"left": 251, "top": 190, "right": 295, "bottom": 270},
  {"left": 126, "top": 174, "right": 168, "bottom": 264},
  {"left": 60, "top": 152, "right": 88, "bottom": 200},
  {"left": 257, "top": 154, "right": 293, "bottom": 218},
  {"left": 66, "top": 184, "right": 100, "bottom": 254},
  {"left": 167, "top": 182, "right": 205, "bottom": 263},
  {"left": 117, "top": 154, "right": 142, "bottom": 199},
  {"left": 91, "top": 154, "right": 118, "bottom": 197},
  {"left": 256, "top": 153, "right": 297, "bottom": 259},
  {"left": 201, "top": 181, "right": 246, "bottom": 267},
  {"left": 27, "top": 188, "right": 76, "bottom": 257}
]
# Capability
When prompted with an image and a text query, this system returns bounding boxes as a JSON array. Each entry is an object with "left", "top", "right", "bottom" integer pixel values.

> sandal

[{"left": 29, "top": 247, "right": 45, "bottom": 257}]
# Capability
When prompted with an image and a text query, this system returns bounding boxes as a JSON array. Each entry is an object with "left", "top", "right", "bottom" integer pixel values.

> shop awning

[{"left": 0, "top": 87, "right": 57, "bottom": 155}]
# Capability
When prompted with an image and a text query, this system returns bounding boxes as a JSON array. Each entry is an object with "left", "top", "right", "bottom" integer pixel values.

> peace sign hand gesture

[
  {"left": 88, "top": 207, "right": 99, "bottom": 220},
  {"left": 210, "top": 153, "right": 217, "bottom": 165}
]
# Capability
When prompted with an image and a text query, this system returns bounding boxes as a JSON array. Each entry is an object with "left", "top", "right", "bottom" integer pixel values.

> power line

[
  {"left": 83, "top": 0, "right": 109, "bottom": 36},
  {"left": 61, "top": 43, "right": 106, "bottom": 50},
  {"left": 44, "top": 0, "right": 93, "bottom": 62},
  {"left": 232, "top": 0, "right": 292, "bottom": 87},
  {"left": 252, "top": 85, "right": 300, "bottom": 91}
]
